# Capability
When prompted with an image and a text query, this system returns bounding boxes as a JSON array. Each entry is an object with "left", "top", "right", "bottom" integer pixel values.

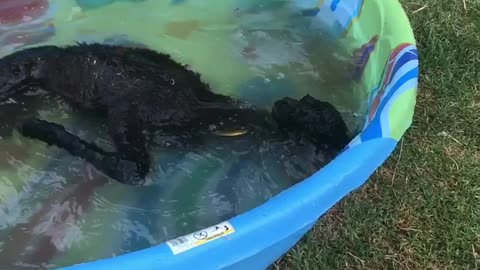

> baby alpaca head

[{"left": 271, "top": 94, "right": 351, "bottom": 152}]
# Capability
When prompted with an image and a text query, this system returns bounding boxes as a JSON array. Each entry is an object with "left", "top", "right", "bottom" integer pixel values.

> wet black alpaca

[{"left": 0, "top": 43, "right": 350, "bottom": 185}]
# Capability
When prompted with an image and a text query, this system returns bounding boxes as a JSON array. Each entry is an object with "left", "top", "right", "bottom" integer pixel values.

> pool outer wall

[{"left": 61, "top": 0, "right": 419, "bottom": 269}]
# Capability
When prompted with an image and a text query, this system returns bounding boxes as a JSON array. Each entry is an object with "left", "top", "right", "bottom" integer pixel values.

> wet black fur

[{"left": 0, "top": 43, "right": 351, "bottom": 185}]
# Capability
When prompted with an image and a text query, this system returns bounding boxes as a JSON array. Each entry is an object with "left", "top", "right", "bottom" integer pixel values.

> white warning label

[{"left": 166, "top": 221, "right": 235, "bottom": 255}]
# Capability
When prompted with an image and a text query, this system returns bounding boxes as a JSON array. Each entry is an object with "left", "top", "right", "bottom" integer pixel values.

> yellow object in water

[{"left": 212, "top": 129, "right": 249, "bottom": 137}]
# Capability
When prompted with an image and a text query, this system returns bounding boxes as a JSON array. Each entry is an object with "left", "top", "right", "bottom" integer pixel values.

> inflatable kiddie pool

[{"left": 0, "top": 0, "right": 418, "bottom": 269}]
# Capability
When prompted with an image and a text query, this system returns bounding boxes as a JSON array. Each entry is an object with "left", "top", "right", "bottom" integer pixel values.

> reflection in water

[
  {"left": 0, "top": 0, "right": 361, "bottom": 268},
  {"left": 0, "top": 161, "right": 107, "bottom": 268}
]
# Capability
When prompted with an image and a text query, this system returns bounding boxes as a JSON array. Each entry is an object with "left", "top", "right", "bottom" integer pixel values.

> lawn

[{"left": 276, "top": 0, "right": 480, "bottom": 269}]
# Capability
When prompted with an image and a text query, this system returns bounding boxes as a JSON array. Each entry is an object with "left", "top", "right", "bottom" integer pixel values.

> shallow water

[{"left": 0, "top": 0, "right": 363, "bottom": 268}]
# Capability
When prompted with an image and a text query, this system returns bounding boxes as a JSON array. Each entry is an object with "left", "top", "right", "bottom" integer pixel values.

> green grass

[{"left": 276, "top": 1, "right": 480, "bottom": 269}]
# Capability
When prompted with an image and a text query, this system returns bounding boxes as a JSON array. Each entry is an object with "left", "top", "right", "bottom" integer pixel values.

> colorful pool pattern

[
  {"left": 294, "top": 0, "right": 364, "bottom": 38},
  {"left": 0, "top": 0, "right": 57, "bottom": 53},
  {"left": 294, "top": 0, "right": 419, "bottom": 149},
  {"left": 0, "top": 0, "right": 419, "bottom": 269}
]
